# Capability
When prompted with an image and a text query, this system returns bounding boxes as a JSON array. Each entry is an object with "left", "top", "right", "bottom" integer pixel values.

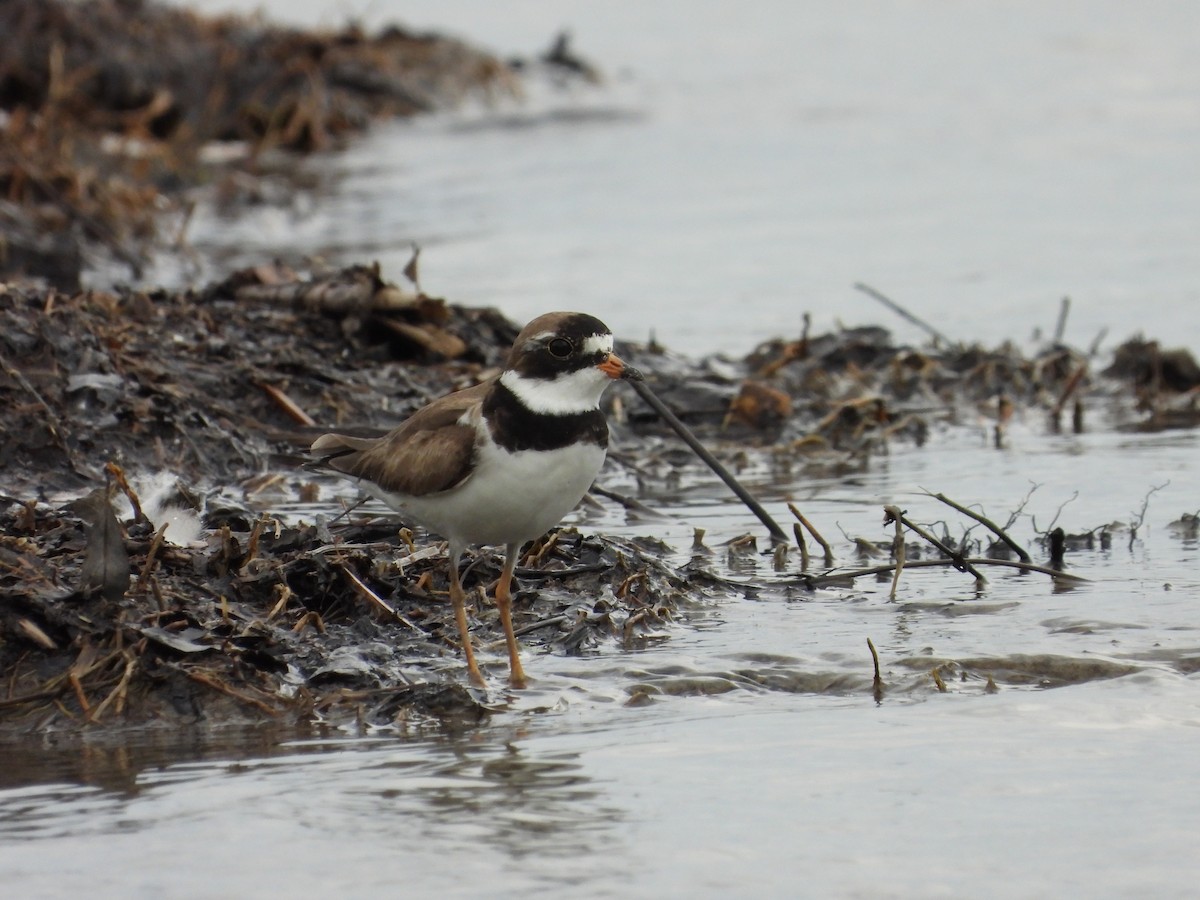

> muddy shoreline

[
  {"left": 0, "top": 0, "right": 528, "bottom": 290},
  {"left": 3, "top": 2, "right": 1200, "bottom": 733},
  {"left": 3, "top": 256, "right": 1198, "bottom": 732}
]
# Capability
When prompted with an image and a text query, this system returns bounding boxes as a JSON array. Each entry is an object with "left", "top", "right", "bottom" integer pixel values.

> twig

[
  {"left": 853, "top": 282, "right": 953, "bottom": 346},
  {"left": 922, "top": 488, "right": 1031, "bottom": 562},
  {"left": 788, "top": 503, "right": 833, "bottom": 566},
  {"left": 1004, "top": 482, "right": 1041, "bottom": 533},
  {"left": 1051, "top": 364, "right": 1087, "bottom": 423},
  {"left": 0, "top": 688, "right": 67, "bottom": 711},
  {"left": 183, "top": 669, "right": 280, "bottom": 715},
  {"left": 17, "top": 619, "right": 57, "bottom": 650},
  {"left": 338, "top": 564, "right": 427, "bottom": 633},
  {"left": 256, "top": 380, "right": 316, "bottom": 426},
  {"left": 867, "top": 637, "right": 883, "bottom": 702},
  {"left": 243, "top": 515, "right": 272, "bottom": 569},
  {"left": 1053, "top": 295, "right": 1071, "bottom": 344},
  {"left": 105, "top": 461, "right": 147, "bottom": 523},
  {"left": 627, "top": 377, "right": 788, "bottom": 545},
  {"left": 1034, "top": 491, "right": 1078, "bottom": 535},
  {"left": 885, "top": 505, "right": 905, "bottom": 599},
  {"left": 0, "top": 347, "right": 87, "bottom": 474},
  {"left": 69, "top": 672, "right": 92, "bottom": 721},
  {"left": 513, "top": 615, "right": 571, "bottom": 637},
  {"left": 792, "top": 522, "right": 811, "bottom": 571},
  {"left": 1130, "top": 481, "right": 1169, "bottom": 547},
  {"left": 772, "top": 542, "right": 788, "bottom": 570},
  {"left": 804, "top": 556, "right": 1088, "bottom": 586},
  {"left": 135, "top": 522, "right": 170, "bottom": 593},
  {"left": 884, "top": 506, "right": 987, "bottom": 585},
  {"left": 90, "top": 652, "right": 138, "bottom": 722},
  {"left": 522, "top": 531, "right": 561, "bottom": 568},
  {"left": 589, "top": 483, "right": 667, "bottom": 518},
  {"left": 512, "top": 562, "right": 610, "bottom": 579}
]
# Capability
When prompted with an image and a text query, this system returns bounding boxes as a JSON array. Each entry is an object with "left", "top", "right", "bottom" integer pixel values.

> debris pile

[
  {"left": 0, "top": 0, "right": 516, "bottom": 288},
  {"left": 2, "top": 263, "right": 1198, "bottom": 730},
  {"left": 0, "top": 488, "right": 688, "bottom": 729}
]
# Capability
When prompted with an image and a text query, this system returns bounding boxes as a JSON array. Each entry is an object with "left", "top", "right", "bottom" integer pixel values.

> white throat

[{"left": 500, "top": 367, "right": 611, "bottom": 415}]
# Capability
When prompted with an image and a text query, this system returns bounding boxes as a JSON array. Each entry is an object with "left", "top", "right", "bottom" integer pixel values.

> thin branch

[
  {"left": 884, "top": 506, "right": 987, "bottom": 585},
  {"left": 1051, "top": 364, "right": 1087, "bottom": 424},
  {"left": 1004, "top": 481, "right": 1042, "bottom": 532},
  {"left": 183, "top": 668, "right": 280, "bottom": 715},
  {"left": 792, "top": 522, "right": 810, "bottom": 571},
  {"left": 853, "top": 282, "right": 953, "bottom": 346},
  {"left": 135, "top": 523, "right": 170, "bottom": 593},
  {"left": 1130, "top": 480, "right": 1169, "bottom": 546},
  {"left": 922, "top": 488, "right": 1031, "bottom": 562},
  {"left": 885, "top": 505, "right": 905, "bottom": 600},
  {"left": 256, "top": 380, "right": 316, "bottom": 426},
  {"left": 338, "top": 564, "right": 427, "bottom": 634},
  {"left": 804, "top": 556, "right": 1088, "bottom": 587},
  {"left": 627, "top": 377, "right": 788, "bottom": 544},
  {"left": 788, "top": 503, "right": 833, "bottom": 566},
  {"left": 589, "top": 483, "right": 667, "bottom": 519},
  {"left": 1053, "top": 295, "right": 1071, "bottom": 345},
  {"left": 1033, "top": 491, "right": 1078, "bottom": 535},
  {"left": 867, "top": 637, "right": 884, "bottom": 702},
  {"left": 0, "top": 347, "right": 88, "bottom": 475}
]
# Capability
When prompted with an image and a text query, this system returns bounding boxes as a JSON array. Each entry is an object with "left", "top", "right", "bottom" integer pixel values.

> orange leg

[
  {"left": 448, "top": 549, "right": 486, "bottom": 688},
  {"left": 496, "top": 543, "right": 528, "bottom": 688}
]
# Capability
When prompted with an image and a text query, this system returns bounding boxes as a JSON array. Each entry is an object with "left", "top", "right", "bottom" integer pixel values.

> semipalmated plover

[{"left": 312, "top": 311, "right": 639, "bottom": 688}]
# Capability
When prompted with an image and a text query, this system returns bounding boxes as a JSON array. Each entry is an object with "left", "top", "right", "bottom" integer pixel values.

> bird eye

[{"left": 547, "top": 337, "right": 574, "bottom": 359}]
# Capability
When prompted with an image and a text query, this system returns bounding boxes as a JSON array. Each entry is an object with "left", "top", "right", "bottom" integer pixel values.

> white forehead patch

[
  {"left": 500, "top": 367, "right": 612, "bottom": 415},
  {"left": 583, "top": 333, "right": 614, "bottom": 355}
]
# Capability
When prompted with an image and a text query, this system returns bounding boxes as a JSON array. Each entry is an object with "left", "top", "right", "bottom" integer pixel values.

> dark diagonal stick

[
  {"left": 883, "top": 505, "right": 986, "bottom": 585},
  {"left": 626, "top": 376, "right": 789, "bottom": 545},
  {"left": 853, "top": 282, "right": 953, "bottom": 347}
]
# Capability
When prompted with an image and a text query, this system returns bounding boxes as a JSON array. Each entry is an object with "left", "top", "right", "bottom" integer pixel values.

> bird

[{"left": 311, "top": 311, "right": 640, "bottom": 688}]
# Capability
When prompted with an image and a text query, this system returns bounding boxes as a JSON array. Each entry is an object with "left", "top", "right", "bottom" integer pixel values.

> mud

[
  {"left": 0, "top": 0, "right": 517, "bottom": 289},
  {"left": 2, "top": 2, "right": 1199, "bottom": 732},
  {"left": 2, "top": 257, "right": 1198, "bottom": 731}
]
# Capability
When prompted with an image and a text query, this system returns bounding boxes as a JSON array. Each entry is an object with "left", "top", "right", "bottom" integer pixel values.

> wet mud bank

[
  {"left": 0, "top": 0, "right": 518, "bottom": 290},
  {"left": 2, "top": 261, "right": 1199, "bottom": 732},
  {"left": 3, "top": 2, "right": 1200, "bottom": 732}
]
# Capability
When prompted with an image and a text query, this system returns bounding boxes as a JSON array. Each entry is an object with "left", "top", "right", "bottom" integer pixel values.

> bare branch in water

[
  {"left": 883, "top": 506, "right": 987, "bottom": 586},
  {"left": 788, "top": 503, "right": 834, "bottom": 567},
  {"left": 922, "top": 488, "right": 1032, "bottom": 563}
]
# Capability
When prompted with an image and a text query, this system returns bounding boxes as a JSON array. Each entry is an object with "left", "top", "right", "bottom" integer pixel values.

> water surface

[
  {"left": 16, "top": 2, "right": 1200, "bottom": 896},
  {"left": 166, "top": 0, "right": 1200, "bottom": 356},
  {"left": 4, "top": 425, "right": 1199, "bottom": 897}
]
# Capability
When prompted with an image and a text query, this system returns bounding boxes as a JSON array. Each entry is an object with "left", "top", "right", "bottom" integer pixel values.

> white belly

[{"left": 368, "top": 440, "right": 606, "bottom": 548}]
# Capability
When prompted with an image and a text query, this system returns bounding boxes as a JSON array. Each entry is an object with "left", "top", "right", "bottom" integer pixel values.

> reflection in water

[
  {"left": 344, "top": 734, "right": 621, "bottom": 869},
  {"left": 0, "top": 725, "right": 297, "bottom": 796},
  {"left": 8, "top": 0, "right": 1200, "bottom": 893},
  {"left": 0, "top": 723, "right": 627, "bottom": 894}
]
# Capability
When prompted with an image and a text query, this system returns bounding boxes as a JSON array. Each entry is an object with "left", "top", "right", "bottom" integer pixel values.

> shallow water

[
  {"left": 163, "top": 0, "right": 1200, "bottom": 357},
  {"left": 15, "top": 2, "right": 1200, "bottom": 897},
  {"left": 4, "top": 425, "right": 1199, "bottom": 897}
]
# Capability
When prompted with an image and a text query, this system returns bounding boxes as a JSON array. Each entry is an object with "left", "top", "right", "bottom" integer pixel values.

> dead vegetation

[
  {"left": 2, "top": 258, "right": 1199, "bottom": 729},
  {"left": 0, "top": 0, "right": 517, "bottom": 289}
]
